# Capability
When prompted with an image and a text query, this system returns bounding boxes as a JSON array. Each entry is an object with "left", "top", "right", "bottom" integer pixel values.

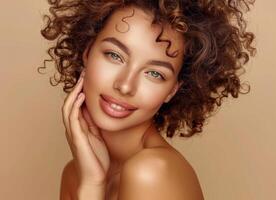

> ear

[
  {"left": 164, "top": 80, "right": 183, "bottom": 103},
  {"left": 82, "top": 46, "right": 89, "bottom": 67}
]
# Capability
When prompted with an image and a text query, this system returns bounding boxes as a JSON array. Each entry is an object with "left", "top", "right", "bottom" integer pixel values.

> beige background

[{"left": 1, "top": 1, "right": 275, "bottom": 199}]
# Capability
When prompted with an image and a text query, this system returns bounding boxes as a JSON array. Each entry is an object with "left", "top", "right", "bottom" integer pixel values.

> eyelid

[
  {"left": 146, "top": 71, "right": 166, "bottom": 81},
  {"left": 103, "top": 50, "right": 166, "bottom": 80},
  {"left": 104, "top": 50, "right": 124, "bottom": 63},
  {"left": 147, "top": 67, "right": 167, "bottom": 79}
]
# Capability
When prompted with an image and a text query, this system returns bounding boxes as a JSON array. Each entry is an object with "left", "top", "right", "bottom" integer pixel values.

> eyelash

[
  {"left": 146, "top": 71, "right": 165, "bottom": 80},
  {"left": 104, "top": 51, "right": 123, "bottom": 63},
  {"left": 104, "top": 51, "right": 165, "bottom": 80}
]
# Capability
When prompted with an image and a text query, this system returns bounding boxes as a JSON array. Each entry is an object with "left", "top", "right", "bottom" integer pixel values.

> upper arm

[
  {"left": 60, "top": 159, "right": 78, "bottom": 200},
  {"left": 117, "top": 149, "right": 204, "bottom": 200}
]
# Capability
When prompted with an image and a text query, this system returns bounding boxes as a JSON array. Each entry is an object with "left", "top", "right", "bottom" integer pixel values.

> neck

[
  {"left": 100, "top": 119, "right": 154, "bottom": 178},
  {"left": 100, "top": 119, "right": 153, "bottom": 163}
]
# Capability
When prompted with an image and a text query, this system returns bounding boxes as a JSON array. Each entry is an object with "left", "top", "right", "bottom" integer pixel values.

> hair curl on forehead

[{"left": 39, "top": 0, "right": 256, "bottom": 138}]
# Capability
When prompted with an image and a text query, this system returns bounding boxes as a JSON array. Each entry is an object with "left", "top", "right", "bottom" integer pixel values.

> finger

[
  {"left": 69, "top": 92, "right": 88, "bottom": 144},
  {"left": 63, "top": 71, "right": 85, "bottom": 116},
  {"left": 69, "top": 92, "right": 99, "bottom": 159},
  {"left": 69, "top": 92, "right": 99, "bottom": 166},
  {"left": 81, "top": 104, "right": 94, "bottom": 128},
  {"left": 62, "top": 76, "right": 82, "bottom": 148},
  {"left": 63, "top": 69, "right": 86, "bottom": 104},
  {"left": 82, "top": 104, "right": 101, "bottom": 137},
  {"left": 62, "top": 70, "right": 85, "bottom": 144},
  {"left": 78, "top": 104, "right": 89, "bottom": 134}
]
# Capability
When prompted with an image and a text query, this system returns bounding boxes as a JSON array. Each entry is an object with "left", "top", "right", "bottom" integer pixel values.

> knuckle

[
  {"left": 71, "top": 141, "right": 78, "bottom": 152},
  {"left": 69, "top": 111, "right": 76, "bottom": 122},
  {"left": 61, "top": 107, "right": 67, "bottom": 118},
  {"left": 69, "top": 113, "right": 74, "bottom": 122},
  {"left": 62, "top": 102, "right": 68, "bottom": 112}
]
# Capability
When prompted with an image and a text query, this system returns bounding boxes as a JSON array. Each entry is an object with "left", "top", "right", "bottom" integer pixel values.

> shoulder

[
  {"left": 118, "top": 147, "right": 204, "bottom": 200},
  {"left": 123, "top": 147, "right": 196, "bottom": 179},
  {"left": 60, "top": 159, "right": 78, "bottom": 200}
]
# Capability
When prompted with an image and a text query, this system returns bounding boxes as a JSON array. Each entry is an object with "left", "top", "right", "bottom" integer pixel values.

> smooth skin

[
  {"left": 60, "top": 71, "right": 204, "bottom": 200},
  {"left": 61, "top": 70, "right": 110, "bottom": 195},
  {"left": 60, "top": 5, "right": 204, "bottom": 200}
]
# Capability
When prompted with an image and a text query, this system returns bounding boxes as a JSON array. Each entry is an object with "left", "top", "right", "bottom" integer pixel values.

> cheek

[
  {"left": 84, "top": 51, "right": 173, "bottom": 111},
  {"left": 85, "top": 56, "right": 117, "bottom": 86},
  {"left": 137, "top": 84, "right": 170, "bottom": 110}
]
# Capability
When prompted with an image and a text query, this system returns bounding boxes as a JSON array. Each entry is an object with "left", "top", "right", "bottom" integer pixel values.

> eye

[
  {"left": 104, "top": 51, "right": 124, "bottom": 63},
  {"left": 146, "top": 71, "right": 165, "bottom": 80}
]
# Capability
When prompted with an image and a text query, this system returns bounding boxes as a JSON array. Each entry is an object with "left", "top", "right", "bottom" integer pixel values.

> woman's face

[{"left": 82, "top": 6, "right": 185, "bottom": 132}]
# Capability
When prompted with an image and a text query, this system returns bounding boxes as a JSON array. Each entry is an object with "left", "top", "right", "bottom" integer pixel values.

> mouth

[
  {"left": 100, "top": 94, "right": 137, "bottom": 110},
  {"left": 99, "top": 94, "right": 137, "bottom": 118}
]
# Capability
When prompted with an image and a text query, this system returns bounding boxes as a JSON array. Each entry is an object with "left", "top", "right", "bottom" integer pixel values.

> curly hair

[{"left": 39, "top": 0, "right": 256, "bottom": 138}]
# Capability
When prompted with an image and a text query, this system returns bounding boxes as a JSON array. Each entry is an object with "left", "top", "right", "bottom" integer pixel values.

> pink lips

[
  {"left": 100, "top": 94, "right": 137, "bottom": 110},
  {"left": 99, "top": 94, "right": 137, "bottom": 118}
]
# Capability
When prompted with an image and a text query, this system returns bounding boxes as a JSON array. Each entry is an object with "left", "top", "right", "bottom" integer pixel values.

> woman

[{"left": 39, "top": 0, "right": 256, "bottom": 199}]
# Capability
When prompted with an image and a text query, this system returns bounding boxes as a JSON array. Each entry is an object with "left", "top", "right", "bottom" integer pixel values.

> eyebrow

[{"left": 101, "top": 37, "right": 176, "bottom": 74}]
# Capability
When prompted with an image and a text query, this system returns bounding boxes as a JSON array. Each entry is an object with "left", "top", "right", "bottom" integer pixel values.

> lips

[
  {"left": 100, "top": 94, "right": 137, "bottom": 110},
  {"left": 99, "top": 95, "right": 137, "bottom": 118}
]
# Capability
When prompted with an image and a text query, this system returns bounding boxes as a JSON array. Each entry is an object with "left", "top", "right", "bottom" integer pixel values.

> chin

[{"left": 95, "top": 113, "right": 141, "bottom": 131}]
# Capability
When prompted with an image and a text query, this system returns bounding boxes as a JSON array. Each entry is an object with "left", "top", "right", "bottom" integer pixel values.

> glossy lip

[
  {"left": 100, "top": 94, "right": 137, "bottom": 110},
  {"left": 99, "top": 95, "right": 136, "bottom": 118}
]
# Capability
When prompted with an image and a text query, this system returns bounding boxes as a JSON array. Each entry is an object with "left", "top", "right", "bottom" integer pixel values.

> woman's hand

[{"left": 61, "top": 70, "right": 110, "bottom": 187}]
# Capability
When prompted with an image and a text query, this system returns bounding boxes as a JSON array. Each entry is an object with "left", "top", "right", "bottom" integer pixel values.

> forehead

[{"left": 95, "top": 6, "right": 185, "bottom": 69}]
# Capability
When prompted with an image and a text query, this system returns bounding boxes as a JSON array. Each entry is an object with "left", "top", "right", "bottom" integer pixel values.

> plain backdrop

[{"left": 1, "top": 1, "right": 275, "bottom": 200}]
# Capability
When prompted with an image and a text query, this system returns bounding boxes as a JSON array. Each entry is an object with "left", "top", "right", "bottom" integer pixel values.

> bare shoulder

[
  {"left": 119, "top": 147, "right": 204, "bottom": 200},
  {"left": 60, "top": 159, "right": 78, "bottom": 200}
]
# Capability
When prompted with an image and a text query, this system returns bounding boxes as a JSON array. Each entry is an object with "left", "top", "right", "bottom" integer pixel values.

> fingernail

[
  {"left": 81, "top": 69, "right": 86, "bottom": 77},
  {"left": 77, "top": 76, "right": 83, "bottom": 83},
  {"left": 78, "top": 93, "right": 84, "bottom": 99}
]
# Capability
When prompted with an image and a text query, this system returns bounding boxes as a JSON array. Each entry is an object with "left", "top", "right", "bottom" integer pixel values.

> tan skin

[{"left": 60, "top": 6, "right": 204, "bottom": 200}]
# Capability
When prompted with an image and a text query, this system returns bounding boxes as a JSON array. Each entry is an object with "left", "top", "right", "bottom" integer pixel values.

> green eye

[
  {"left": 104, "top": 51, "right": 123, "bottom": 63},
  {"left": 147, "top": 71, "right": 165, "bottom": 80}
]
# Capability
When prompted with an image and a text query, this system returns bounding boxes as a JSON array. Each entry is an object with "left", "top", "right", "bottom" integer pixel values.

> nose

[{"left": 113, "top": 68, "right": 138, "bottom": 96}]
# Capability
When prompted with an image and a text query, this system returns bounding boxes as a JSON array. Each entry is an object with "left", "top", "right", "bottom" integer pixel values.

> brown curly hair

[{"left": 39, "top": 0, "right": 256, "bottom": 138}]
